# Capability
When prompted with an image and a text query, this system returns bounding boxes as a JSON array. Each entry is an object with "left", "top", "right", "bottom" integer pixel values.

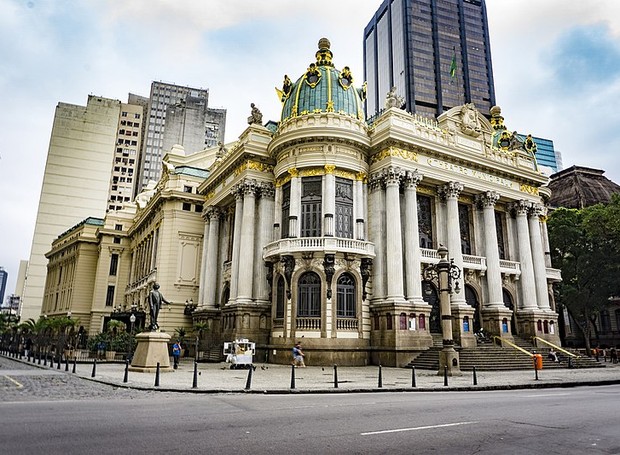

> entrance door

[
  {"left": 503, "top": 289, "right": 517, "bottom": 334},
  {"left": 423, "top": 282, "right": 441, "bottom": 333},
  {"left": 465, "top": 285, "right": 481, "bottom": 333}
]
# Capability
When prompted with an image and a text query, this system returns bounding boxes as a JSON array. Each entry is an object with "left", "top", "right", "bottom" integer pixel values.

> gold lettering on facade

[
  {"left": 519, "top": 183, "right": 539, "bottom": 195},
  {"left": 426, "top": 157, "right": 513, "bottom": 188}
]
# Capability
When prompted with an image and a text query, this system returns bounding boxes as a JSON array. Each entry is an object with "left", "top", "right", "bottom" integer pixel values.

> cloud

[{"left": 547, "top": 24, "right": 620, "bottom": 92}]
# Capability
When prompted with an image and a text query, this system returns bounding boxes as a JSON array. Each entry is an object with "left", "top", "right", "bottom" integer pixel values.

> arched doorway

[
  {"left": 465, "top": 285, "right": 481, "bottom": 333},
  {"left": 502, "top": 288, "right": 517, "bottom": 334},
  {"left": 423, "top": 281, "right": 440, "bottom": 333}
]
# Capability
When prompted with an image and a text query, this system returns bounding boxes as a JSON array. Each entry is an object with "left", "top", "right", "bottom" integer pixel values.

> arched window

[
  {"left": 297, "top": 272, "right": 321, "bottom": 317},
  {"left": 386, "top": 313, "right": 393, "bottom": 330},
  {"left": 374, "top": 313, "right": 380, "bottom": 330},
  {"left": 601, "top": 310, "right": 611, "bottom": 332},
  {"left": 537, "top": 320, "right": 543, "bottom": 332},
  {"left": 543, "top": 320, "right": 549, "bottom": 334},
  {"left": 549, "top": 321, "right": 555, "bottom": 334},
  {"left": 275, "top": 276, "right": 285, "bottom": 319},
  {"left": 419, "top": 314, "right": 426, "bottom": 330},
  {"left": 336, "top": 273, "right": 356, "bottom": 318},
  {"left": 400, "top": 313, "right": 407, "bottom": 330},
  {"left": 463, "top": 316, "right": 470, "bottom": 332}
]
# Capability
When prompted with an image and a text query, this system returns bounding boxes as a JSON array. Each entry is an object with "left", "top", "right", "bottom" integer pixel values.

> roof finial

[{"left": 316, "top": 37, "right": 333, "bottom": 66}]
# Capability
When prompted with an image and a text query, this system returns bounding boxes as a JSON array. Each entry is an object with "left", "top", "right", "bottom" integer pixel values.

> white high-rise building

[{"left": 21, "top": 96, "right": 122, "bottom": 320}]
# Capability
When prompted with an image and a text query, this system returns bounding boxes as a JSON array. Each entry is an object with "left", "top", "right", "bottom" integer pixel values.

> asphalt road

[{"left": 1, "top": 358, "right": 619, "bottom": 454}]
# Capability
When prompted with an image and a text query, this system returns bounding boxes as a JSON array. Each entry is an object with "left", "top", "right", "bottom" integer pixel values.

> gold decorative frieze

[
  {"left": 234, "top": 159, "right": 273, "bottom": 176},
  {"left": 370, "top": 147, "right": 419, "bottom": 165},
  {"left": 300, "top": 168, "right": 324, "bottom": 177},
  {"left": 324, "top": 164, "right": 336, "bottom": 174},
  {"left": 519, "top": 183, "right": 539, "bottom": 196},
  {"left": 288, "top": 168, "right": 299, "bottom": 178},
  {"left": 205, "top": 190, "right": 215, "bottom": 201},
  {"left": 416, "top": 186, "right": 435, "bottom": 196},
  {"left": 333, "top": 169, "right": 356, "bottom": 180}
]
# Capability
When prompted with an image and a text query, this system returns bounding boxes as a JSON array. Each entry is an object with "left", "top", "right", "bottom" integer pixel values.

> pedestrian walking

[
  {"left": 292, "top": 342, "right": 306, "bottom": 368},
  {"left": 172, "top": 340, "right": 182, "bottom": 370}
]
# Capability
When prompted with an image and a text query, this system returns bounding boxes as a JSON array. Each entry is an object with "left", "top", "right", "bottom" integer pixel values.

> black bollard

[
  {"left": 49, "top": 355, "right": 54, "bottom": 369},
  {"left": 155, "top": 362, "right": 160, "bottom": 387},
  {"left": 290, "top": 364, "right": 296, "bottom": 389},
  {"left": 123, "top": 359, "right": 129, "bottom": 383},
  {"left": 72, "top": 357, "right": 77, "bottom": 374},
  {"left": 38, "top": 351, "right": 42, "bottom": 365},
  {"left": 473, "top": 366, "right": 478, "bottom": 385},
  {"left": 65, "top": 357, "right": 69, "bottom": 372},
  {"left": 245, "top": 366, "right": 253, "bottom": 390},
  {"left": 443, "top": 365, "right": 448, "bottom": 386},
  {"left": 568, "top": 357, "right": 573, "bottom": 369},
  {"left": 192, "top": 361, "right": 198, "bottom": 389},
  {"left": 57, "top": 355, "right": 61, "bottom": 370},
  {"left": 411, "top": 366, "right": 417, "bottom": 388},
  {"left": 378, "top": 365, "right": 383, "bottom": 388},
  {"left": 91, "top": 359, "right": 97, "bottom": 378},
  {"left": 533, "top": 357, "right": 539, "bottom": 381},
  {"left": 333, "top": 364, "right": 339, "bottom": 388}
]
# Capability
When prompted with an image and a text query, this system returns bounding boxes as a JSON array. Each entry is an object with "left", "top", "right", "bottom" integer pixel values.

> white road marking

[
  {"left": 2, "top": 375, "right": 24, "bottom": 388},
  {"left": 361, "top": 421, "right": 477, "bottom": 436}
]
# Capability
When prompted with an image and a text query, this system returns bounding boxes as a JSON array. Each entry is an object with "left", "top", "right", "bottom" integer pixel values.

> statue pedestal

[{"left": 129, "top": 331, "right": 173, "bottom": 373}]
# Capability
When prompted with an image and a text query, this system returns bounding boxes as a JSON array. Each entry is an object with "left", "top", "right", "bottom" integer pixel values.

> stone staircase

[{"left": 407, "top": 335, "right": 605, "bottom": 371}]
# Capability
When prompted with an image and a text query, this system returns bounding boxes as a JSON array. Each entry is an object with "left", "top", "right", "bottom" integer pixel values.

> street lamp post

[
  {"left": 424, "top": 245, "right": 462, "bottom": 376},
  {"left": 129, "top": 313, "right": 136, "bottom": 362}
]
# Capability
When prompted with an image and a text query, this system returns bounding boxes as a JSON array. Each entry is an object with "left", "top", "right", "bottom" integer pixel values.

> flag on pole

[{"left": 449, "top": 49, "right": 457, "bottom": 79}]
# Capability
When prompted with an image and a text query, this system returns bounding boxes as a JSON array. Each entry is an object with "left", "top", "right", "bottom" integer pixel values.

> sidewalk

[{"left": 65, "top": 358, "right": 620, "bottom": 394}]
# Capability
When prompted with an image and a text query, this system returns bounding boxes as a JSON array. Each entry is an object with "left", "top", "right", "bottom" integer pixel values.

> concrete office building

[
  {"left": 21, "top": 96, "right": 122, "bottom": 321},
  {"left": 137, "top": 82, "right": 226, "bottom": 194},
  {"left": 364, "top": 0, "right": 496, "bottom": 118}
]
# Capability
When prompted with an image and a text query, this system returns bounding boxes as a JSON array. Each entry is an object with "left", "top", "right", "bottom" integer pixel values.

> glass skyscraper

[{"left": 364, "top": 0, "right": 496, "bottom": 118}]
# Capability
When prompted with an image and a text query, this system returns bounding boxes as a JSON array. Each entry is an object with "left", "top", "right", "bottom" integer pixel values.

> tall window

[
  {"left": 601, "top": 310, "right": 611, "bottom": 333},
  {"left": 301, "top": 177, "right": 322, "bottom": 237},
  {"left": 335, "top": 178, "right": 353, "bottom": 238},
  {"left": 105, "top": 285, "right": 115, "bottom": 307},
  {"left": 276, "top": 276, "right": 285, "bottom": 319},
  {"left": 458, "top": 203, "right": 472, "bottom": 254},
  {"left": 109, "top": 254, "right": 119, "bottom": 276},
  {"left": 418, "top": 195, "right": 433, "bottom": 248},
  {"left": 297, "top": 272, "right": 321, "bottom": 317},
  {"left": 336, "top": 273, "right": 356, "bottom": 317},
  {"left": 281, "top": 182, "right": 290, "bottom": 239},
  {"left": 495, "top": 211, "right": 506, "bottom": 259}
]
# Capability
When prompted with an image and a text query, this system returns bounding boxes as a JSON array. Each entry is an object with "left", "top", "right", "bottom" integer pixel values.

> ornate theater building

[{"left": 43, "top": 39, "right": 560, "bottom": 367}]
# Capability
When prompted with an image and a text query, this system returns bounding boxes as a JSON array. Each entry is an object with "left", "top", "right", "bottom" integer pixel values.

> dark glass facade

[{"left": 364, "top": 0, "right": 496, "bottom": 118}]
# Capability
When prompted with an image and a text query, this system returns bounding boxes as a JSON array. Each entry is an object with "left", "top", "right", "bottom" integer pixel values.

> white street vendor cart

[{"left": 223, "top": 339, "right": 255, "bottom": 369}]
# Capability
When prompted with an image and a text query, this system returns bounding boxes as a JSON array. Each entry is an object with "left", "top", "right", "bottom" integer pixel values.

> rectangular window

[
  {"left": 418, "top": 195, "right": 433, "bottom": 248},
  {"left": 115, "top": 224, "right": 123, "bottom": 231},
  {"left": 301, "top": 176, "right": 322, "bottom": 237},
  {"left": 113, "top": 237, "right": 121, "bottom": 244},
  {"left": 182, "top": 202, "right": 192, "bottom": 211},
  {"left": 184, "top": 185, "right": 193, "bottom": 193},
  {"left": 458, "top": 204, "right": 472, "bottom": 254},
  {"left": 335, "top": 178, "right": 353, "bottom": 238},
  {"left": 495, "top": 211, "right": 506, "bottom": 260},
  {"left": 109, "top": 253, "right": 119, "bottom": 276},
  {"left": 281, "top": 182, "right": 290, "bottom": 239},
  {"left": 105, "top": 285, "right": 115, "bottom": 306},
  {"left": 195, "top": 204, "right": 203, "bottom": 213}
]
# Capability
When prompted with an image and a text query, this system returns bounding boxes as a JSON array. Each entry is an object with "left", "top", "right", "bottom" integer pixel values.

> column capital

[
  {"left": 474, "top": 191, "right": 500, "bottom": 209},
  {"left": 529, "top": 203, "right": 546, "bottom": 218},
  {"left": 288, "top": 167, "right": 299, "bottom": 178},
  {"left": 402, "top": 169, "right": 423, "bottom": 190},
  {"left": 258, "top": 181, "right": 275, "bottom": 199},
  {"left": 382, "top": 166, "right": 403, "bottom": 187},
  {"left": 237, "top": 178, "right": 259, "bottom": 197},
  {"left": 206, "top": 206, "right": 221, "bottom": 221},
  {"left": 509, "top": 199, "right": 532, "bottom": 216},
  {"left": 438, "top": 181, "right": 463, "bottom": 201},
  {"left": 324, "top": 164, "right": 336, "bottom": 174},
  {"left": 368, "top": 172, "right": 383, "bottom": 192}
]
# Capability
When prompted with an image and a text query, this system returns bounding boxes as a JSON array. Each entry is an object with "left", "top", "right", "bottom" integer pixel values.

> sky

[{"left": 1, "top": 0, "right": 619, "bottom": 297}]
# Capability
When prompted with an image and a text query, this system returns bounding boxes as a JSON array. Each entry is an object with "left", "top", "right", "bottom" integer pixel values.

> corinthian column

[
  {"left": 367, "top": 172, "right": 385, "bottom": 300},
  {"left": 475, "top": 191, "right": 503, "bottom": 307},
  {"left": 229, "top": 187, "right": 244, "bottom": 303},
  {"left": 511, "top": 200, "right": 537, "bottom": 309},
  {"left": 438, "top": 181, "right": 466, "bottom": 306},
  {"left": 383, "top": 166, "right": 405, "bottom": 301},
  {"left": 403, "top": 170, "right": 424, "bottom": 303},
  {"left": 255, "top": 182, "right": 275, "bottom": 304},
  {"left": 324, "top": 165, "right": 336, "bottom": 236},
  {"left": 237, "top": 179, "right": 258, "bottom": 303},
  {"left": 198, "top": 213, "right": 210, "bottom": 305},
  {"left": 529, "top": 204, "right": 550, "bottom": 310},
  {"left": 204, "top": 206, "right": 221, "bottom": 307}
]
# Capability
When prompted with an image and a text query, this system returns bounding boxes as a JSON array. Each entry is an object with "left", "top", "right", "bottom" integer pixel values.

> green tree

[{"left": 548, "top": 194, "right": 620, "bottom": 353}]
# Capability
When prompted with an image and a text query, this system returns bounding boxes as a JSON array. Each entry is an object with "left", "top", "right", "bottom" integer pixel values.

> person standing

[
  {"left": 292, "top": 342, "right": 306, "bottom": 368},
  {"left": 172, "top": 340, "right": 181, "bottom": 370}
]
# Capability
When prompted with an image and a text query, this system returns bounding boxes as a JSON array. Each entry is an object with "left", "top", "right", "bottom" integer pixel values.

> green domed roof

[{"left": 277, "top": 38, "right": 366, "bottom": 123}]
